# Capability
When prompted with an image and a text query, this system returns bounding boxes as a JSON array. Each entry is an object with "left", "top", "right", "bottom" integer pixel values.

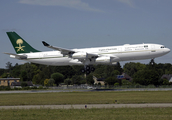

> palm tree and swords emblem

[{"left": 15, "top": 39, "right": 25, "bottom": 52}]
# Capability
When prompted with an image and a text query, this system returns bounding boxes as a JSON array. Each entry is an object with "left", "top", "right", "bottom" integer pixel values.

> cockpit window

[{"left": 161, "top": 46, "right": 166, "bottom": 48}]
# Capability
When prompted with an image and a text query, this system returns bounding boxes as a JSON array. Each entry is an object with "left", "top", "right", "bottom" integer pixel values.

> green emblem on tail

[{"left": 7, "top": 32, "right": 40, "bottom": 54}]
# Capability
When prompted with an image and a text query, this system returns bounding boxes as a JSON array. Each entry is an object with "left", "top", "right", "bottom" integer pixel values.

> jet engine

[
  {"left": 95, "top": 56, "right": 111, "bottom": 64},
  {"left": 72, "top": 52, "right": 98, "bottom": 59},
  {"left": 72, "top": 52, "right": 87, "bottom": 59},
  {"left": 95, "top": 56, "right": 120, "bottom": 65}
]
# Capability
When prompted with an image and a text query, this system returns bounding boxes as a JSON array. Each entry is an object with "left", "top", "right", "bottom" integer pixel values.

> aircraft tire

[
  {"left": 91, "top": 67, "right": 95, "bottom": 72},
  {"left": 86, "top": 66, "right": 90, "bottom": 70},
  {"left": 81, "top": 68, "right": 85, "bottom": 73},
  {"left": 86, "top": 70, "right": 90, "bottom": 75}
]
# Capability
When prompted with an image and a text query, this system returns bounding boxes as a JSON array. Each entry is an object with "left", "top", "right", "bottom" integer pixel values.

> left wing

[
  {"left": 42, "top": 41, "right": 101, "bottom": 63},
  {"left": 42, "top": 41, "right": 75, "bottom": 56}
]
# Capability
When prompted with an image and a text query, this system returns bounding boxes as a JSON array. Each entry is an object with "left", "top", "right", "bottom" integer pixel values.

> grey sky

[{"left": 0, "top": 0, "right": 172, "bottom": 68}]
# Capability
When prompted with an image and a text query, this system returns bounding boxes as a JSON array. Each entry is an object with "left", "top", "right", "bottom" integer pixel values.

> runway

[
  {"left": 0, "top": 103, "right": 172, "bottom": 109},
  {"left": 0, "top": 88, "right": 172, "bottom": 94}
]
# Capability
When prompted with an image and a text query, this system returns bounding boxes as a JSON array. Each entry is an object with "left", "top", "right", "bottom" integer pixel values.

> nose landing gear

[{"left": 150, "top": 59, "right": 155, "bottom": 65}]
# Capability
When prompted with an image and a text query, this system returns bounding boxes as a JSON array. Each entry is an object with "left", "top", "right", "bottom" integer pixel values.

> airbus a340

[{"left": 5, "top": 32, "right": 170, "bottom": 74}]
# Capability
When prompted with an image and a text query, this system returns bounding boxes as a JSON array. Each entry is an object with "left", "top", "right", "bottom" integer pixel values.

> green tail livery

[{"left": 7, "top": 32, "right": 40, "bottom": 54}]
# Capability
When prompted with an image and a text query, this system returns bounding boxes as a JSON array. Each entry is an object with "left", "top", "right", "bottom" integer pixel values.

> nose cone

[{"left": 165, "top": 48, "right": 170, "bottom": 54}]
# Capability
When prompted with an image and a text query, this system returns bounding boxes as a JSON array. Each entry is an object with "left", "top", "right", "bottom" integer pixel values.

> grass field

[
  {"left": 0, "top": 108, "right": 172, "bottom": 120},
  {"left": 0, "top": 91, "right": 172, "bottom": 120},
  {"left": 0, "top": 91, "right": 172, "bottom": 106}
]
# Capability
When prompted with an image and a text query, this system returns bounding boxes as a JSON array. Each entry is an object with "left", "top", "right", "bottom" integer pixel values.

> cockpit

[{"left": 160, "top": 46, "right": 166, "bottom": 48}]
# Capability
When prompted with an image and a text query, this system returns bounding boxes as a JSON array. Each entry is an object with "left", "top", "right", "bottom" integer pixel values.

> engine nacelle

[
  {"left": 72, "top": 52, "right": 87, "bottom": 59},
  {"left": 95, "top": 56, "right": 111, "bottom": 64},
  {"left": 95, "top": 56, "right": 120, "bottom": 65}
]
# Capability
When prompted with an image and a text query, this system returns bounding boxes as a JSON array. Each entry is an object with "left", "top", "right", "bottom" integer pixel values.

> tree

[
  {"left": 133, "top": 69, "right": 161, "bottom": 86},
  {"left": 20, "top": 63, "right": 38, "bottom": 81},
  {"left": 64, "top": 78, "right": 72, "bottom": 86},
  {"left": 0, "top": 73, "right": 9, "bottom": 78},
  {"left": 122, "top": 79, "right": 132, "bottom": 85},
  {"left": 105, "top": 77, "right": 118, "bottom": 86},
  {"left": 123, "top": 62, "right": 146, "bottom": 77},
  {"left": 48, "top": 78, "right": 55, "bottom": 86},
  {"left": 51, "top": 72, "right": 64, "bottom": 86},
  {"left": 162, "top": 79, "right": 169, "bottom": 85},
  {"left": 44, "top": 79, "right": 50, "bottom": 86},
  {"left": 6, "top": 62, "right": 12, "bottom": 69},
  {"left": 20, "top": 71, "right": 28, "bottom": 81},
  {"left": 72, "top": 75, "right": 84, "bottom": 85},
  {"left": 111, "top": 70, "right": 120, "bottom": 77},
  {"left": 94, "top": 65, "right": 107, "bottom": 78},
  {"left": 0, "top": 69, "right": 5, "bottom": 76},
  {"left": 11, "top": 64, "right": 21, "bottom": 78},
  {"left": 94, "top": 64, "right": 122, "bottom": 78},
  {"left": 32, "top": 74, "right": 40, "bottom": 84},
  {"left": 86, "top": 74, "right": 94, "bottom": 85},
  {"left": 6, "top": 62, "right": 13, "bottom": 72},
  {"left": 21, "top": 82, "right": 28, "bottom": 87}
]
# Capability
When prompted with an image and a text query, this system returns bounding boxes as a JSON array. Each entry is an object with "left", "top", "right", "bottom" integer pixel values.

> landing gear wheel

[
  {"left": 81, "top": 68, "right": 85, "bottom": 73},
  {"left": 86, "top": 70, "right": 90, "bottom": 75},
  {"left": 86, "top": 66, "right": 90, "bottom": 70},
  {"left": 91, "top": 67, "right": 95, "bottom": 72},
  {"left": 82, "top": 65, "right": 95, "bottom": 75}
]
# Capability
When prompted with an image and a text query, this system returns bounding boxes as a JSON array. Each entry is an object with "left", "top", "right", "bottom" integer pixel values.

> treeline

[{"left": 0, "top": 61, "right": 172, "bottom": 86}]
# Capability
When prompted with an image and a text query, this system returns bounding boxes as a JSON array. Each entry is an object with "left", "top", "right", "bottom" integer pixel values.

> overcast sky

[{"left": 0, "top": 0, "right": 172, "bottom": 68}]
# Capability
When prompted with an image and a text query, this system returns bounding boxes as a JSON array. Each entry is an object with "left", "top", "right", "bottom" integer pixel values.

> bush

[
  {"left": 14, "top": 87, "right": 22, "bottom": 90},
  {"left": 98, "top": 82, "right": 101, "bottom": 86},
  {"left": 114, "top": 83, "right": 119, "bottom": 86},
  {"left": 21, "top": 82, "right": 28, "bottom": 87},
  {"left": 31, "top": 86, "right": 38, "bottom": 89},
  {"left": 135, "top": 84, "right": 142, "bottom": 88},
  {"left": 22, "top": 86, "right": 30, "bottom": 90},
  {"left": 38, "top": 86, "right": 43, "bottom": 89},
  {"left": 5, "top": 86, "right": 11, "bottom": 90}
]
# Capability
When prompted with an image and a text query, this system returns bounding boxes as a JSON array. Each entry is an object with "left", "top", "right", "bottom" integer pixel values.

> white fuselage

[{"left": 10, "top": 43, "right": 170, "bottom": 66}]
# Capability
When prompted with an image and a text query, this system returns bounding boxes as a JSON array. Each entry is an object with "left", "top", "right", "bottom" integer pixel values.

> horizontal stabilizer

[{"left": 4, "top": 52, "right": 27, "bottom": 59}]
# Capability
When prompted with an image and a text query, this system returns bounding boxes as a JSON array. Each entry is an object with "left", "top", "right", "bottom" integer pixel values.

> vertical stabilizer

[{"left": 7, "top": 32, "right": 40, "bottom": 54}]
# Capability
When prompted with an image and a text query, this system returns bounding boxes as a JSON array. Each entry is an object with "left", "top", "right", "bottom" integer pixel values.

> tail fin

[{"left": 7, "top": 32, "right": 40, "bottom": 54}]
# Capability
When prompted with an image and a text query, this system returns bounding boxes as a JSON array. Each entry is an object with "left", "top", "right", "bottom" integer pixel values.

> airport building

[{"left": 0, "top": 78, "right": 20, "bottom": 86}]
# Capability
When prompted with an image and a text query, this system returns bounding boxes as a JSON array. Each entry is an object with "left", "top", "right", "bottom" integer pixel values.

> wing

[
  {"left": 4, "top": 53, "right": 27, "bottom": 59},
  {"left": 42, "top": 41, "right": 101, "bottom": 64},
  {"left": 42, "top": 41, "right": 75, "bottom": 56}
]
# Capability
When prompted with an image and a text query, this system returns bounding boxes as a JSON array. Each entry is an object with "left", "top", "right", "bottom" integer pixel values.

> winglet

[{"left": 42, "top": 41, "right": 50, "bottom": 46}]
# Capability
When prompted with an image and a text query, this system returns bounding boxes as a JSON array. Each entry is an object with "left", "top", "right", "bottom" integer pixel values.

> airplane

[{"left": 5, "top": 32, "right": 170, "bottom": 74}]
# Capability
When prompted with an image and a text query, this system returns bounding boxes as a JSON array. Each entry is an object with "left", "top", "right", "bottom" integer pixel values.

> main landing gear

[{"left": 81, "top": 66, "right": 95, "bottom": 75}]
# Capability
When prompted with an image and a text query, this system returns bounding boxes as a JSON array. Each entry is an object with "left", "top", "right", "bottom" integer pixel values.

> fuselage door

[
  {"left": 118, "top": 47, "right": 122, "bottom": 53},
  {"left": 151, "top": 45, "right": 155, "bottom": 50}
]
